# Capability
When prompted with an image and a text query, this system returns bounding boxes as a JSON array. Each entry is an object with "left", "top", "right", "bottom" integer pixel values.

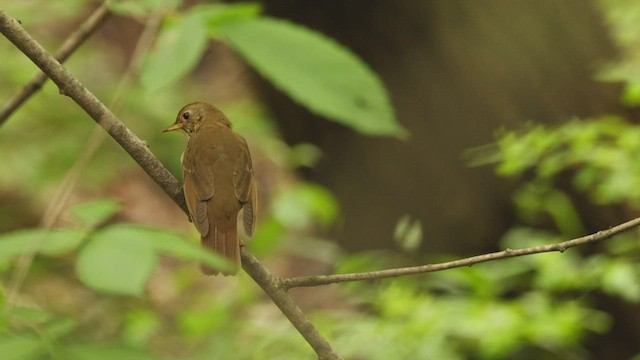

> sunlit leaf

[
  {"left": 221, "top": 17, "right": 407, "bottom": 138},
  {"left": 76, "top": 225, "right": 156, "bottom": 296}
]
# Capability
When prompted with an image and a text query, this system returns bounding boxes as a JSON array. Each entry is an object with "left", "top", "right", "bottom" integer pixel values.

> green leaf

[
  {"left": 221, "top": 17, "right": 406, "bottom": 138},
  {"left": 140, "top": 12, "right": 208, "bottom": 91},
  {"left": 76, "top": 225, "right": 157, "bottom": 296},
  {"left": 0, "top": 228, "right": 85, "bottom": 262},
  {"left": 69, "top": 199, "right": 121, "bottom": 228},
  {"left": 192, "top": 3, "right": 262, "bottom": 36}
]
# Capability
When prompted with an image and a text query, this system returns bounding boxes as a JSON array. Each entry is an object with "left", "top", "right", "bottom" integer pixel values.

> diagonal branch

[
  {"left": 0, "top": 2, "right": 110, "bottom": 126},
  {"left": 0, "top": 11, "right": 340, "bottom": 360},
  {"left": 282, "top": 216, "right": 640, "bottom": 289}
]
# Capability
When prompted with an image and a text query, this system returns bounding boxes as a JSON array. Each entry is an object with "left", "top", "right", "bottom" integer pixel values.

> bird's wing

[
  {"left": 233, "top": 134, "right": 257, "bottom": 236},
  {"left": 182, "top": 136, "right": 215, "bottom": 237}
]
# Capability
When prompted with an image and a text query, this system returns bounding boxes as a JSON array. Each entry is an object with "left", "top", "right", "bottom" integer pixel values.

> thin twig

[
  {"left": 0, "top": 11, "right": 341, "bottom": 360},
  {"left": 282, "top": 217, "right": 640, "bottom": 289},
  {"left": 0, "top": 2, "right": 110, "bottom": 126}
]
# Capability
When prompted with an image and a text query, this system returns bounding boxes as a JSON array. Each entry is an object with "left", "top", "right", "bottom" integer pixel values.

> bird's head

[{"left": 163, "top": 102, "right": 230, "bottom": 136}]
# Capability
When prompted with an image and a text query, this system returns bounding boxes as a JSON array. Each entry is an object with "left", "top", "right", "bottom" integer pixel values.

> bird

[{"left": 163, "top": 102, "right": 257, "bottom": 275}]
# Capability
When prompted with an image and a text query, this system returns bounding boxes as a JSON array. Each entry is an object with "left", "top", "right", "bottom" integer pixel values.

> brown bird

[{"left": 163, "top": 102, "right": 257, "bottom": 275}]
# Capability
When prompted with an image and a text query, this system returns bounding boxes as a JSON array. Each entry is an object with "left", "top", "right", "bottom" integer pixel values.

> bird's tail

[{"left": 200, "top": 219, "right": 240, "bottom": 276}]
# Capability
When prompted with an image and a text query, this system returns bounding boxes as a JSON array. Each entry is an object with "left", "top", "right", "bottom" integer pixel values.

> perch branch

[
  {"left": 282, "top": 216, "right": 640, "bottom": 289},
  {"left": 0, "top": 11, "right": 340, "bottom": 360},
  {"left": 0, "top": 2, "right": 110, "bottom": 126}
]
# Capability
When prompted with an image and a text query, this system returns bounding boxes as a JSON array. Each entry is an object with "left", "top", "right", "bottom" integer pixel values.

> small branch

[
  {"left": 282, "top": 217, "right": 640, "bottom": 289},
  {"left": 0, "top": 2, "right": 110, "bottom": 126},
  {"left": 0, "top": 11, "right": 340, "bottom": 360}
]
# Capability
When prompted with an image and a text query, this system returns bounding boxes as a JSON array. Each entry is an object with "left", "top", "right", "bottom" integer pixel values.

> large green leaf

[
  {"left": 77, "top": 224, "right": 233, "bottom": 287},
  {"left": 76, "top": 225, "right": 156, "bottom": 296},
  {"left": 140, "top": 11, "right": 208, "bottom": 91},
  {"left": 192, "top": 3, "right": 261, "bottom": 36},
  {"left": 140, "top": 3, "right": 260, "bottom": 91},
  {"left": 221, "top": 17, "right": 407, "bottom": 138},
  {"left": 0, "top": 228, "right": 85, "bottom": 263}
]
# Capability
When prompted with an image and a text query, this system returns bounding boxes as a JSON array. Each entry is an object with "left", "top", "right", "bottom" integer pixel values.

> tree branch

[
  {"left": 282, "top": 216, "right": 640, "bottom": 289},
  {"left": 0, "top": 11, "right": 340, "bottom": 360},
  {"left": 0, "top": 2, "right": 110, "bottom": 126}
]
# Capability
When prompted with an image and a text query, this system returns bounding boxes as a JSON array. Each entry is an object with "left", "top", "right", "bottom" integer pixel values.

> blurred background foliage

[{"left": 1, "top": 0, "right": 640, "bottom": 359}]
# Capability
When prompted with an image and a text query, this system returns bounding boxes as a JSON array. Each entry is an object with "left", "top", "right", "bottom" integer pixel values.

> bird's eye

[{"left": 182, "top": 111, "right": 190, "bottom": 120}]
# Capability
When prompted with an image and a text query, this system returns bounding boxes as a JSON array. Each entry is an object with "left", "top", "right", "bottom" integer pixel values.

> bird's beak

[{"left": 162, "top": 123, "right": 183, "bottom": 133}]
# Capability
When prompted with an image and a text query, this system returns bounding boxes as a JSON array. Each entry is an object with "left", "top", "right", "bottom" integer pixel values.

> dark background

[{"left": 248, "top": 0, "right": 624, "bottom": 255}]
